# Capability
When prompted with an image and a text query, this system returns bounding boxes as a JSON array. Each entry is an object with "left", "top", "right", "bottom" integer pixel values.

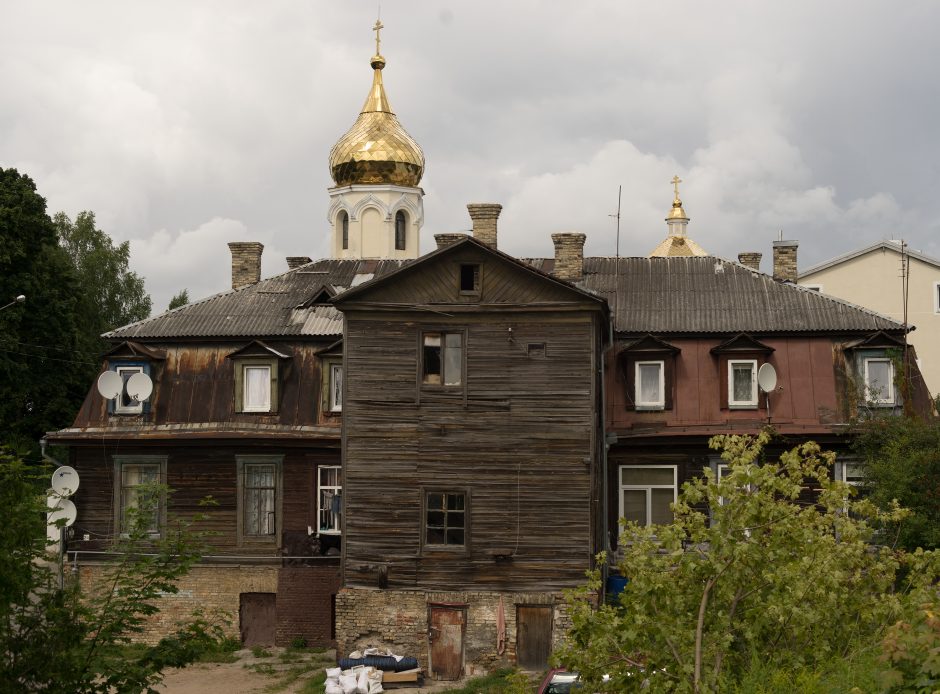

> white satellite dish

[
  {"left": 51, "top": 466, "right": 80, "bottom": 497},
  {"left": 97, "top": 370, "right": 123, "bottom": 400},
  {"left": 47, "top": 497, "right": 77, "bottom": 528},
  {"left": 126, "top": 372, "right": 153, "bottom": 402},
  {"left": 757, "top": 363, "right": 778, "bottom": 393}
]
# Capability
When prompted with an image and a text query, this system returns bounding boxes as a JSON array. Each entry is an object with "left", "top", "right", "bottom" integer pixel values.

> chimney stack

[
  {"left": 286, "top": 256, "right": 312, "bottom": 270},
  {"left": 434, "top": 233, "right": 468, "bottom": 250},
  {"left": 772, "top": 239, "right": 798, "bottom": 282},
  {"left": 737, "top": 252, "right": 762, "bottom": 272},
  {"left": 466, "top": 203, "right": 502, "bottom": 248},
  {"left": 551, "top": 233, "right": 587, "bottom": 282},
  {"left": 228, "top": 242, "right": 264, "bottom": 289}
]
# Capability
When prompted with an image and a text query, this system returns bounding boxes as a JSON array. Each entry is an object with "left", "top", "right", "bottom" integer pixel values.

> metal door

[
  {"left": 240, "top": 592, "right": 276, "bottom": 646},
  {"left": 428, "top": 605, "right": 465, "bottom": 680},
  {"left": 516, "top": 605, "right": 552, "bottom": 669}
]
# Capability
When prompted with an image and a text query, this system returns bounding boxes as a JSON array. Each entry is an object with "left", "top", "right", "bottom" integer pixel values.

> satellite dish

[
  {"left": 51, "top": 466, "right": 80, "bottom": 497},
  {"left": 47, "top": 497, "right": 77, "bottom": 528},
  {"left": 126, "top": 372, "right": 153, "bottom": 402},
  {"left": 757, "top": 363, "right": 778, "bottom": 393},
  {"left": 97, "top": 370, "right": 123, "bottom": 400}
]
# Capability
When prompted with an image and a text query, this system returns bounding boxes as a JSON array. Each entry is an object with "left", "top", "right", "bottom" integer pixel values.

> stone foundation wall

[
  {"left": 336, "top": 588, "right": 572, "bottom": 676},
  {"left": 77, "top": 561, "right": 339, "bottom": 647}
]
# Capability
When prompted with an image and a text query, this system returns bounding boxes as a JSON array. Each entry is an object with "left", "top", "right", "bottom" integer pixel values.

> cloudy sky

[{"left": 2, "top": 2, "right": 938, "bottom": 314}]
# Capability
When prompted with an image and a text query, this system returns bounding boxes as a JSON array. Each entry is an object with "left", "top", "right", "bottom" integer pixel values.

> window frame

[
  {"left": 340, "top": 211, "right": 349, "bottom": 250},
  {"left": 863, "top": 357, "right": 895, "bottom": 405},
  {"left": 113, "top": 455, "right": 167, "bottom": 538},
  {"left": 634, "top": 360, "right": 665, "bottom": 410},
  {"left": 317, "top": 465, "right": 343, "bottom": 536},
  {"left": 236, "top": 455, "right": 283, "bottom": 546},
  {"left": 394, "top": 210, "right": 407, "bottom": 251},
  {"left": 234, "top": 357, "right": 278, "bottom": 414},
  {"left": 420, "top": 330, "right": 465, "bottom": 388},
  {"left": 329, "top": 363, "right": 343, "bottom": 413},
  {"left": 113, "top": 364, "right": 146, "bottom": 415},
  {"left": 934, "top": 281, "right": 940, "bottom": 314},
  {"left": 459, "top": 263, "right": 481, "bottom": 296},
  {"left": 618, "top": 465, "right": 677, "bottom": 527},
  {"left": 727, "top": 359, "right": 758, "bottom": 409},
  {"left": 422, "top": 488, "right": 470, "bottom": 552}
]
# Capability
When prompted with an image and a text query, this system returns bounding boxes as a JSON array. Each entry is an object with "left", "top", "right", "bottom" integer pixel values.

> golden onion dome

[{"left": 328, "top": 35, "right": 425, "bottom": 188}]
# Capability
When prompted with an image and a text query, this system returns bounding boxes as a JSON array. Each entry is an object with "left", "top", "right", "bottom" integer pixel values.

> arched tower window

[
  {"left": 340, "top": 211, "right": 349, "bottom": 250},
  {"left": 395, "top": 210, "right": 407, "bottom": 251}
]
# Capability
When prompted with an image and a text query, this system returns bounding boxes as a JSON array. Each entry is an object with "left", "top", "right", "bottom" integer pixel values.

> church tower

[
  {"left": 327, "top": 21, "right": 425, "bottom": 260},
  {"left": 648, "top": 175, "right": 708, "bottom": 257}
]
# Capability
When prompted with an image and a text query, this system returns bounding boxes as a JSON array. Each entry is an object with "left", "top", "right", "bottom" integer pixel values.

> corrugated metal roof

[
  {"left": 573, "top": 256, "right": 904, "bottom": 334},
  {"left": 108, "top": 254, "right": 903, "bottom": 340},
  {"left": 106, "top": 259, "right": 408, "bottom": 339}
]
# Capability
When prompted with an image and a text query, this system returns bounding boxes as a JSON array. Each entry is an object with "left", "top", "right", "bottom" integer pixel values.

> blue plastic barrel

[{"left": 606, "top": 574, "right": 628, "bottom": 598}]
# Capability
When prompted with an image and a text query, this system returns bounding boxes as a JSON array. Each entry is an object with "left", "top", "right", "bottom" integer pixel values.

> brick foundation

[
  {"left": 76, "top": 560, "right": 340, "bottom": 647},
  {"left": 336, "top": 588, "right": 571, "bottom": 676}
]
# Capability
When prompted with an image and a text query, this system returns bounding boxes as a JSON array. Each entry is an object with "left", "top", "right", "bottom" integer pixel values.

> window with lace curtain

[
  {"left": 237, "top": 456, "right": 282, "bottom": 544},
  {"left": 113, "top": 456, "right": 166, "bottom": 537}
]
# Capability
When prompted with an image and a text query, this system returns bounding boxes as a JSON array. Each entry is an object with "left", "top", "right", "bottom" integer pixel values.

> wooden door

[
  {"left": 428, "top": 605, "right": 465, "bottom": 680},
  {"left": 516, "top": 605, "right": 552, "bottom": 669},
  {"left": 240, "top": 592, "right": 276, "bottom": 646}
]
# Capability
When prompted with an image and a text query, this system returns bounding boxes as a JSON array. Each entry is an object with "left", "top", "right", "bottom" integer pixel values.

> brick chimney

[
  {"left": 286, "top": 256, "right": 312, "bottom": 270},
  {"left": 466, "top": 203, "right": 502, "bottom": 249},
  {"left": 434, "top": 233, "right": 468, "bottom": 250},
  {"left": 737, "top": 252, "right": 762, "bottom": 272},
  {"left": 228, "top": 242, "right": 264, "bottom": 289},
  {"left": 551, "top": 233, "right": 587, "bottom": 282},
  {"left": 772, "top": 240, "right": 798, "bottom": 282}
]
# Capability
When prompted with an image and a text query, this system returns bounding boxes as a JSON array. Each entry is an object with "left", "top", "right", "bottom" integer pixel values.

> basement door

[
  {"left": 428, "top": 604, "right": 466, "bottom": 680},
  {"left": 240, "top": 592, "right": 276, "bottom": 646},
  {"left": 516, "top": 605, "right": 552, "bottom": 670}
]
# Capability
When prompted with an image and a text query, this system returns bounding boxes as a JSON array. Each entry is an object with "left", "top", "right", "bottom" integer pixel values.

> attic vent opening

[
  {"left": 527, "top": 343, "right": 546, "bottom": 358},
  {"left": 460, "top": 264, "right": 480, "bottom": 294}
]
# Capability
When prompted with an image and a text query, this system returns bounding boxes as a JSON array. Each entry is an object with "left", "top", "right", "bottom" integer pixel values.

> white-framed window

[
  {"left": 838, "top": 461, "right": 865, "bottom": 487},
  {"left": 318, "top": 466, "right": 342, "bottom": 535},
  {"left": 114, "top": 456, "right": 166, "bottom": 537},
  {"left": 425, "top": 491, "right": 467, "bottom": 547},
  {"left": 728, "top": 359, "right": 758, "bottom": 408},
  {"left": 243, "top": 364, "right": 272, "bottom": 412},
  {"left": 114, "top": 365, "right": 145, "bottom": 414},
  {"left": 329, "top": 363, "right": 343, "bottom": 412},
  {"left": 236, "top": 455, "right": 281, "bottom": 543},
  {"left": 934, "top": 281, "right": 940, "bottom": 314},
  {"left": 422, "top": 332, "right": 463, "bottom": 386},
  {"left": 635, "top": 360, "right": 665, "bottom": 409},
  {"left": 863, "top": 357, "right": 895, "bottom": 404},
  {"left": 619, "top": 465, "right": 677, "bottom": 527},
  {"left": 803, "top": 284, "right": 823, "bottom": 293}
]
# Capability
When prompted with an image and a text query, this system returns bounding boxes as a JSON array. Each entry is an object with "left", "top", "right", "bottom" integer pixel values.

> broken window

[{"left": 422, "top": 332, "right": 463, "bottom": 386}]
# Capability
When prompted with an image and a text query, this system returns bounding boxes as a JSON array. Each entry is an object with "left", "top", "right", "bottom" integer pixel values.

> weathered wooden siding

[
  {"left": 67, "top": 446, "right": 339, "bottom": 557},
  {"left": 606, "top": 336, "right": 844, "bottom": 434},
  {"left": 342, "top": 310, "right": 601, "bottom": 592}
]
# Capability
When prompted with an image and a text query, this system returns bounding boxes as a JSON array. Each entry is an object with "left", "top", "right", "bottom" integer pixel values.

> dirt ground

[{"left": 156, "top": 648, "right": 478, "bottom": 694}]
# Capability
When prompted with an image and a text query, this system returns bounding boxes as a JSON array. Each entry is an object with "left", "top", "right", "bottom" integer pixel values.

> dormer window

[
  {"left": 845, "top": 332, "right": 905, "bottom": 409},
  {"left": 114, "top": 365, "right": 146, "bottom": 414},
  {"left": 635, "top": 361, "right": 665, "bottom": 409},
  {"left": 728, "top": 360, "right": 758, "bottom": 408},
  {"left": 619, "top": 335, "right": 680, "bottom": 412},
  {"left": 229, "top": 341, "right": 290, "bottom": 415},
  {"left": 711, "top": 333, "right": 774, "bottom": 411},
  {"left": 863, "top": 357, "right": 895, "bottom": 404}
]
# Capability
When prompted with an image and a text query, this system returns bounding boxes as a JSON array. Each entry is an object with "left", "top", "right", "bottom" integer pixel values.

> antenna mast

[
  {"left": 611, "top": 185, "right": 622, "bottom": 258},
  {"left": 901, "top": 239, "right": 910, "bottom": 388}
]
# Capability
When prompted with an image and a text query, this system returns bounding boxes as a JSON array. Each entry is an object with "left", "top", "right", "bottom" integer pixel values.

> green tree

[
  {"left": 558, "top": 431, "right": 931, "bottom": 693},
  {"left": 0, "top": 168, "right": 85, "bottom": 450},
  {"left": 853, "top": 411, "right": 940, "bottom": 551},
  {"left": 168, "top": 289, "right": 190, "bottom": 311},
  {"left": 0, "top": 449, "right": 223, "bottom": 693},
  {"left": 54, "top": 210, "right": 151, "bottom": 357}
]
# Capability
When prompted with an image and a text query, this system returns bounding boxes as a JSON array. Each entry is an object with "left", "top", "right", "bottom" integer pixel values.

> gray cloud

[{"left": 2, "top": 1, "right": 938, "bottom": 313}]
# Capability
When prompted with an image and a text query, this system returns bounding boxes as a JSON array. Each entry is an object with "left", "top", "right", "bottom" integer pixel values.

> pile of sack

[{"left": 323, "top": 665, "right": 383, "bottom": 694}]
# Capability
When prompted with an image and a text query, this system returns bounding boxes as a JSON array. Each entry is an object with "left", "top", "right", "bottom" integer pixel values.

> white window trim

[
  {"left": 934, "top": 281, "right": 940, "bottom": 314},
  {"left": 803, "top": 284, "right": 823, "bottom": 293},
  {"left": 114, "top": 365, "right": 145, "bottom": 414},
  {"left": 728, "top": 359, "right": 758, "bottom": 408},
  {"left": 635, "top": 360, "right": 665, "bottom": 410},
  {"left": 243, "top": 364, "right": 272, "bottom": 412},
  {"left": 618, "top": 464, "right": 678, "bottom": 527},
  {"left": 329, "top": 363, "right": 343, "bottom": 413},
  {"left": 863, "top": 357, "right": 895, "bottom": 405},
  {"left": 317, "top": 465, "right": 342, "bottom": 535},
  {"left": 837, "top": 460, "right": 865, "bottom": 487}
]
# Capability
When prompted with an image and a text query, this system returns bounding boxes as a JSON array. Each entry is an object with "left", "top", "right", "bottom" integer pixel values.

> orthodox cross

[
  {"left": 671, "top": 175, "right": 682, "bottom": 200},
  {"left": 373, "top": 18, "right": 384, "bottom": 55}
]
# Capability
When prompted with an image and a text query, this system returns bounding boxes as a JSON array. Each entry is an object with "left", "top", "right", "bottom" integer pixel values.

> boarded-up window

[{"left": 422, "top": 332, "right": 463, "bottom": 386}]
